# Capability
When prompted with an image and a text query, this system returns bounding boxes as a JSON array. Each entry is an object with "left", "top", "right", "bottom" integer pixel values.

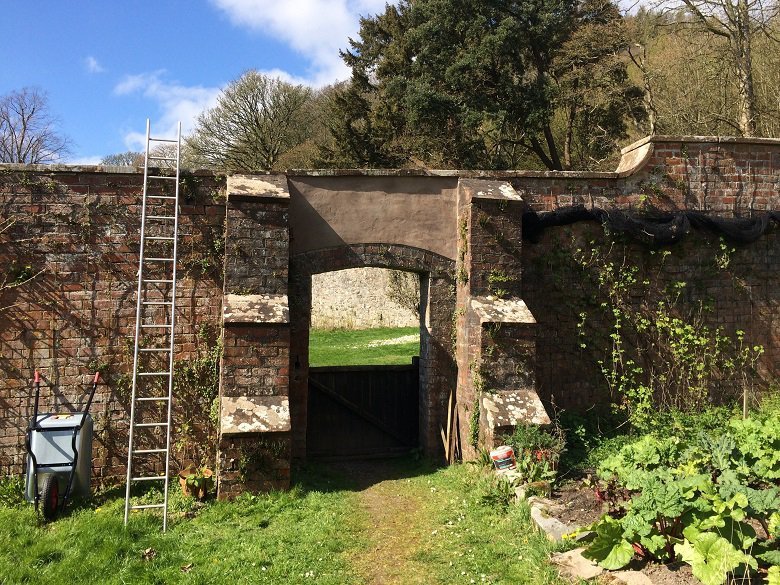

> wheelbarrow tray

[{"left": 25, "top": 413, "right": 93, "bottom": 502}]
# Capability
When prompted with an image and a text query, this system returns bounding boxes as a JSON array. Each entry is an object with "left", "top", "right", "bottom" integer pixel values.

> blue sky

[{"left": 1, "top": 0, "right": 388, "bottom": 163}]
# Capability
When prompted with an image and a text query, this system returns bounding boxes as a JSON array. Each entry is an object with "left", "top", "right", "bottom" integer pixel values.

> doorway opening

[{"left": 306, "top": 268, "right": 421, "bottom": 459}]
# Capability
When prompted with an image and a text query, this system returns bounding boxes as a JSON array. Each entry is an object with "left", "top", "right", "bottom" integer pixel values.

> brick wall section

[
  {"left": 0, "top": 167, "right": 225, "bottom": 481},
  {"left": 218, "top": 175, "right": 292, "bottom": 497},
  {"left": 523, "top": 224, "right": 779, "bottom": 410}
]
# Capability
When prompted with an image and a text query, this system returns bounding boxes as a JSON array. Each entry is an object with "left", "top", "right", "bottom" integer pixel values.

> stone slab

[
  {"left": 220, "top": 395, "right": 291, "bottom": 435},
  {"left": 481, "top": 389, "right": 551, "bottom": 430},
  {"left": 470, "top": 297, "right": 536, "bottom": 325},
  {"left": 459, "top": 178, "right": 523, "bottom": 201},
  {"left": 530, "top": 502, "right": 577, "bottom": 542},
  {"left": 223, "top": 294, "right": 289, "bottom": 324},
  {"left": 551, "top": 548, "right": 604, "bottom": 580},
  {"left": 227, "top": 174, "right": 289, "bottom": 201}
]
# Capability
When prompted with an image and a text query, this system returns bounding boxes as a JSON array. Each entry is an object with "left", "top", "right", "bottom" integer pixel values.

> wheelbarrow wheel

[{"left": 41, "top": 474, "right": 59, "bottom": 521}]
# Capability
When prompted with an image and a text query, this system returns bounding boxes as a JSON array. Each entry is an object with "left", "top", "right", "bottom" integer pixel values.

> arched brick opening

[{"left": 289, "top": 244, "right": 456, "bottom": 460}]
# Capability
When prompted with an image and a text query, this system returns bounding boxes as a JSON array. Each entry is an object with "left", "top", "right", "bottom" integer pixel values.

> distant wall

[{"left": 310, "top": 268, "right": 418, "bottom": 329}]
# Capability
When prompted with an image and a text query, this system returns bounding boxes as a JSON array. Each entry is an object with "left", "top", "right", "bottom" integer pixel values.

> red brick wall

[
  {"left": 518, "top": 137, "right": 780, "bottom": 411},
  {"left": 0, "top": 167, "right": 225, "bottom": 481}
]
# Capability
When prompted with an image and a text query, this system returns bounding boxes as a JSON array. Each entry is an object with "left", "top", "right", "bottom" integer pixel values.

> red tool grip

[
  {"left": 34, "top": 370, "right": 40, "bottom": 384},
  {"left": 93, "top": 372, "right": 101, "bottom": 385}
]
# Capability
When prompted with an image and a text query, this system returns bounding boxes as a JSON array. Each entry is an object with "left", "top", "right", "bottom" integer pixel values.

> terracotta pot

[{"left": 178, "top": 467, "right": 214, "bottom": 500}]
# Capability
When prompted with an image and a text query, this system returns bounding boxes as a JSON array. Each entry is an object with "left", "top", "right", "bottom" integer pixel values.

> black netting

[{"left": 523, "top": 205, "right": 780, "bottom": 245}]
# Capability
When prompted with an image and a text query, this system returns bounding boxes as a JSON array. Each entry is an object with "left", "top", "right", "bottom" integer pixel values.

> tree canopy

[
  {"left": 186, "top": 71, "right": 315, "bottom": 172},
  {"left": 327, "top": 0, "right": 643, "bottom": 170}
]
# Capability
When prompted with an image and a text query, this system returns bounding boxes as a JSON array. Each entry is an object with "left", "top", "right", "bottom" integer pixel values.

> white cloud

[
  {"left": 210, "top": 0, "right": 392, "bottom": 86},
  {"left": 67, "top": 155, "right": 103, "bottom": 165},
  {"left": 113, "top": 71, "right": 222, "bottom": 150},
  {"left": 85, "top": 56, "right": 105, "bottom": 74}
]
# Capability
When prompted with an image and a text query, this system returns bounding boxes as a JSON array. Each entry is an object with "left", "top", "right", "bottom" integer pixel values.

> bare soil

[{"left": 551, "top": 481, "right": 605, "bottom": 529}]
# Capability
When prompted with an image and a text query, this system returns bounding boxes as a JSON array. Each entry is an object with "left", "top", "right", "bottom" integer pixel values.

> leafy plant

[
  {"left": 582, "top": 409, "right": 780, "bottom": 583},
  {"left": 0, "top": 475, "right": 24, "bottom": 507}
]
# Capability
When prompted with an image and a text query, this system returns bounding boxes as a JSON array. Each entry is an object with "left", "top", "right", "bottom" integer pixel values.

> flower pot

[{"left": 178, "top": 467, "right": 214, "bottom": 500}]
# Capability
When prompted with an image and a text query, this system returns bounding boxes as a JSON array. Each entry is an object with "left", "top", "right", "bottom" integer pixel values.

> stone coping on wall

[
  {"left": 459, "top": 178, "right": 522, "bottom": 201},
  {"left": 226, "top": 174, "right": 289, "bottom": 202},
  {"left": 621, "top": 134, "right": 780, "bottom": 154},
  {"left": 223, "top": 294, "right": 289, "bottom": 324},
  {"left": 220, "top": 395, "right": 291, "bottom": 435},
  {"left": 481, "top": 389, "right": 551, "bottom": 432},
  {"left": 470, "top": 297, "right": 536, "bottom": 325}
]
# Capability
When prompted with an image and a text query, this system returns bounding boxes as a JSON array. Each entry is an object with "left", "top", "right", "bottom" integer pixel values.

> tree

[
  {"left": 100, "top": 151, "right": 144, "bottom": 166},
  {"left": 0, "top": 87, "right": 70, "bottom": 164},
  {"left": 661, "top": 0, "right": 779, "bottom": 136},
  {"left": 186, "top": 71, "right": 314, "bottom": 172},
  {"left": 330, "top": 0, "right": 642, "bottom": 170}
]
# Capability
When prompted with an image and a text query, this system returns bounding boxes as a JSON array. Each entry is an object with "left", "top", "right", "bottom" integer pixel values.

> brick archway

[{"left": 288, "top": 244, "right": 456, "bottom": 460}]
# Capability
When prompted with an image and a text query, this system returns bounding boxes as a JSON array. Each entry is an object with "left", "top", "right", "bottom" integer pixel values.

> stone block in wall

[{"left": 480, "top": 389, "right": 551, "bottom": 448}]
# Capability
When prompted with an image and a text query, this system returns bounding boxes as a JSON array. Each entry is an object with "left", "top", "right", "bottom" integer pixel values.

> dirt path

[{"left": 335, "top": 461, "right": 433, "bottom": 585}]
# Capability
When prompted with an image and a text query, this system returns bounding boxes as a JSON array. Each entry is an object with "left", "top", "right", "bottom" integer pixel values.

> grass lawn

[
  {"left": 0, "top": 459, "right": 568, "bottom": 585},
  {"left": 309, "top": 326, "right": 420, "bottom": 367}
]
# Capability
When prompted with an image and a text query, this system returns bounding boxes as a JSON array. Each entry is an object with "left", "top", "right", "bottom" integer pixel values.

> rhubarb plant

[{"left": 582, "top": 410, "right": 780, "bottom": 583}]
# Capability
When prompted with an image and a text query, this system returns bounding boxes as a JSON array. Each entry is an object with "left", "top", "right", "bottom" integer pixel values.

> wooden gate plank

[{"left": 309, "top": 376, "right": 411, "bottom": 446}]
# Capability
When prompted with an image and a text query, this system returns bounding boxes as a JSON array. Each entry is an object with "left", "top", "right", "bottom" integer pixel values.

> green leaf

[
  {"left": 583, "top": 517, "right": 636, "bottom": 570},
  {"left": 675, "top": 533, "right": 753, "bottom": 585},
  {"left": 757, "top": 550, "right": 780, "bottom": 566},
  {"left": 768, "top": 566, "right": 780, "bottom": 585}
]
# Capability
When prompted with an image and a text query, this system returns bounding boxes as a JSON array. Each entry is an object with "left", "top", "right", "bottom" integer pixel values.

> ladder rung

[
  {"left": 139, "top": 348, "right": 171, "bottom": 353},
  {"left": 145, "top": 236, "right": 175, "bottom": 241},
  {"left": 142, "top": 300, "right": 173, "bottom": 305},
  {"left": 148, "top": 175, "right": 177, "bottom": 180},
  {"left": 141, "top": 324, "right": 173, "bottom": 329},
  {"left": 142, "top": 279, "right": 174, "bottom": 284},
  {"left": 133, "top": 448, "right": 168, "bottom": 454},
  {"left": 131, "top": 503, "right": 166, "bottom": 509},
  {"left": 138, "top": 372, "right": 171, "bottom": 377},
  {"left": 146, "top": 215, "right": 176, "bottom": 220},
  {"left": 132, "top": 476, "right": 167, "bottom": 482},
  {"left": 136, "top": 396, "right": 170, "bottom": 402},
  {"left": 146, "top": 195, "right": 177, "bottom": 200},
  {"left": 145, "top": 258, "right": 175, "bottom": 262},
  {"left": 149, "top": 138, "right": 178, "bottom": 143},
  {"left": 148, "top": 156, "right": 176, "bottom": 161},
  {"left": 134, "top": 422, "right": 169, "bottom": 427}
]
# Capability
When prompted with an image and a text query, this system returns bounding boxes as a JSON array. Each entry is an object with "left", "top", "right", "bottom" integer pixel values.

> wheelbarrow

[{"left": 25, "top": 370, "right": 100, "bottom": 521}]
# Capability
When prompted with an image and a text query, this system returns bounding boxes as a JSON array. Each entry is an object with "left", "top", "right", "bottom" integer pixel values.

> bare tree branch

[{"left": 0, "top": 87, "right": 70, "bottom": 163}]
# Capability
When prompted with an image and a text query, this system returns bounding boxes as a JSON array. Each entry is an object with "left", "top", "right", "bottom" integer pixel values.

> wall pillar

[
  {"left": 217, "top": 175, "right": 293, "bottom": 499},
  {"left": 455, "top": 180, "right": 549, "bottom": 459}
]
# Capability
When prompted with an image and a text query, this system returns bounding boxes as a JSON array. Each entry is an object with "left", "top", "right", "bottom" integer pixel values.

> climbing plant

[{"left": 571, "top": 235, "right": 764, "bottom": 431}]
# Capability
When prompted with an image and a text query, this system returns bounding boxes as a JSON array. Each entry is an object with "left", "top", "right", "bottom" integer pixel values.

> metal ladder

[{"left": 124, "top": 119, "right": 181, "bottom": 531}]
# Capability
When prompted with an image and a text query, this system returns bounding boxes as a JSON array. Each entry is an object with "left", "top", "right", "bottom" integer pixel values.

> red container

[{"left": 490, "top": 445, "right": 516, "bottom": 471}]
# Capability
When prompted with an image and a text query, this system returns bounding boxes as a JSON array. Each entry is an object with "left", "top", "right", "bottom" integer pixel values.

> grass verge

[
  {"left": 0, "top": 459, "right": 569, "bottom": 585},
  {"left": 309, "top": 326, "right": 420, "bottom": 366}
]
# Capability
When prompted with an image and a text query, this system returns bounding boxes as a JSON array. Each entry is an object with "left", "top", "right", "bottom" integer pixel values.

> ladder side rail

[
  {"left": 161, "top": 121, "right": 182, "bottom": 532},
  {"left": 124, "top": 118, "right": 153, "bottom": 525}
]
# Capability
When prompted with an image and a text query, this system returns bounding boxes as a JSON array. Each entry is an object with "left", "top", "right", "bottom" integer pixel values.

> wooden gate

[{"left": 306, "top": 363, "right": 419, "bottom": 458}]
